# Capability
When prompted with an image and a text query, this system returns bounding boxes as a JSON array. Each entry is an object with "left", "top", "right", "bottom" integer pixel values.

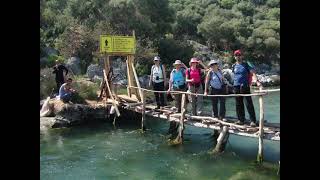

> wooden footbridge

[{"left": 98, "top": 32, "right": 280, "bottom": 163}]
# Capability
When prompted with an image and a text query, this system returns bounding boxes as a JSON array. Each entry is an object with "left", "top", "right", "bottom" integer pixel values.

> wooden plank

[
  {"left": 131, "top": 56, "right": 142, "bottom": 101},
  {"left": 103, "top": 70, "right": 120, "bottom": 117},
  {"left": 126, "top": 58, "right": 132, "bottom": 97}
]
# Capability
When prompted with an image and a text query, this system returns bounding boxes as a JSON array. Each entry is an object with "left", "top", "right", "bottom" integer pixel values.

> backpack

[{"left": 232, "top": 62, "right": 252, "bottom": 85}]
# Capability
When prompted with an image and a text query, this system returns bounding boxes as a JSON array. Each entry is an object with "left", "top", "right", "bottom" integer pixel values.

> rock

[
  {"left": 86, "top": 64, "right": 103, "bottom": 80},
  {"left": 51, "top": 103, "right": 110, "bottom": 128},
  {"left": 269, "top": 75, "right": 280, "bottom": 85},
  {"left": 66, "top": 57, "right": 81, "bottom": 75},
  {"left": 40, "top": 57, "right": 48, "bottom": 67},
  {"left": 92, "top": 75, "right": 103, "bottom": 83},
  {"left": 43, "top": 47, "right": 58, "bottom": 56},
  {"left": 138, "top": 75, "right": 150, "bottom": 88}
]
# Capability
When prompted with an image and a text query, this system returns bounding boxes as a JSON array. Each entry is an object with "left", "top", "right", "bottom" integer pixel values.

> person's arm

[
  {"left": 168, "top": 70, "right": 173, "bottom": 92},
  {"left": 251, "top": 70, "right": 262, "bottom": 87},
  {"left": 249, "top": 65, "right": 262, "bottom": 87},
  {"left": 204, "top": 70, "right": 211, "bottom": 96},
  {"left": 198, "top": 60, "right": 208, "bottom": 71},
  {"left": 185, "top": 69, "right": 193, "bottom": 83},
  {"left": 62, "top": 65, "right": 69, "bottom": 76},
  {"left": 149, "top": 66, "right": 153, "bottom": 87},
  {"left": 52, "top": 66, "right": 57, "bottom": 74},
  {"left": 181, "top": 63, "right": 188, "bottom": 69}
]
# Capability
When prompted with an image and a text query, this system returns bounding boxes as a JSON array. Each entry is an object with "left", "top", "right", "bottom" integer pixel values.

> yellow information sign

[{"left": 100, "top": 35, "right": 136, "bottom": 54}]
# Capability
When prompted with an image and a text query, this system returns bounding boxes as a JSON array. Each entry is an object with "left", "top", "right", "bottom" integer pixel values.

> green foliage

[
  {"left": 40, "top": 0, "right": 280, "bottom": 72},
  {"left": 73, "top": 81, "right": 100, "bottom": 100},
  {"left": 158, "top": 37, "right": 194, "bottom": 67}
]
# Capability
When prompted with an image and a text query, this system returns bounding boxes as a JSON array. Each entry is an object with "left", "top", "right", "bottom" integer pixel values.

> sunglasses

[{"left": 234, "top": 54, "right": 241, "bottom": 57}]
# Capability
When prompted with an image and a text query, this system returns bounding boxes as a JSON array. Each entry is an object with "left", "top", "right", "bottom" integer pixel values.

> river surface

[{"left": 40, "top": 87, "right": 280, "bottom": 179}]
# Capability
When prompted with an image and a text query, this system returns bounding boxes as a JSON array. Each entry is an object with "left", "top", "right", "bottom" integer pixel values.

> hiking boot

[
  {"left": 235, "top": 120, "right": 244, "bottom": 125},
  {"left": 250, "top": 122, "right": 257, "bottom": 127}
]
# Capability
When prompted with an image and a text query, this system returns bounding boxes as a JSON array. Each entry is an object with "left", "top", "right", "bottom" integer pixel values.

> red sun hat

[
  {"left": 234, "top": 50, "right": 242, "bottom": 56},
  {"left": 189, "top": 57, "right": 199, "bottom": 65}
]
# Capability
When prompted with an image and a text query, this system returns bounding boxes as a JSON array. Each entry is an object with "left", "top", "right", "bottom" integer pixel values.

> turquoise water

[{"left": 40, "top": 88, "right": 279, "bottom": 180}]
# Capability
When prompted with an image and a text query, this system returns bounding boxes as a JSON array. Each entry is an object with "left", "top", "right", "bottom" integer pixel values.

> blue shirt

[
  {"left": 233, "top": 62, "right": 253, "bottom": 86},
  {"left": 171, "top": 68, "right": 186, "bottom": 88},
  {"left": 209, "top": 70, "right": 224, "bottom": 89},
  {"left": 59, "top": 83, "right": 71, "bottom": 97}
]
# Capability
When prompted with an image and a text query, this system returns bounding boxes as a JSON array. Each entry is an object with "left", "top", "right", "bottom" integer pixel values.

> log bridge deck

[{"left": 109, "top": 93, "right": 280, "bottom": 142}]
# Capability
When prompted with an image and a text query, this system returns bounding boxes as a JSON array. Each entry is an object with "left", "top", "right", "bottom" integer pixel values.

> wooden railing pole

[
  {"left": 257, "top": 86, "right": 264, "bottom": 163},
  {"left": 126, "top": 57, "right": 132, "bottom": 97},
  {"left": 103, "top": 70, "right": 120, "bottom": 118},
  {"left": 174, "top": 93, "right": 187, "bottom": 144},
  {"left": 141, "top": 90, "right": 146, "bottom": 131}
]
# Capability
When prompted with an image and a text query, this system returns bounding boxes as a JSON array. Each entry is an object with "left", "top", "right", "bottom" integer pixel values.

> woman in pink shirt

[{"left": 185, "top": 57, "right": 207, "bottom": 115}]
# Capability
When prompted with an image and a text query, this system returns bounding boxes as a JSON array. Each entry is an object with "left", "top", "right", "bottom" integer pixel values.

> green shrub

[{"left": 73, "top": 81, "right": 100, "bottom": 100}]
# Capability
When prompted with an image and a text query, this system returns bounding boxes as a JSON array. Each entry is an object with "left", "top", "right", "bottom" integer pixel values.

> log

[
  {"left": 103, "top": 70, "right": 120, "bottom": 118},
  {"left": 257, "top": 86, "right": 265, "bottom": 163},
  {"left": 172, "top": 94, "right": 187, "bottom": 144},
  {"left": 141, "top": 90, "right": 146, "bottom": 131},
  {"left": 130, "top": 56, "right": 142, "bottom": 101},
  {"left": 211, "top": 126, "right": 229, "bottom": 154},
  {"left": 126, "top": 58, "right": 132, "bottom": 97}
]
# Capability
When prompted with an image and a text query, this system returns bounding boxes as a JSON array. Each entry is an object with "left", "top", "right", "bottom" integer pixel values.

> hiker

[
  {"left": 185, "top": 57, "right": 207, "bottom": 115},
  {"left": 149, "top": 56, "right": 167, "bottom": 109},
  {"left": 204, "top": 59, "right": 227, "bottom": 121},
  {"left": 58, "top": 78, "right": 76, "bottom": 103},
  {"left": 232, "top": 50, "right": 262, "bottom": 127},
  {"left": 167, "top": 60, "right": 188, "bottom": 113},
  {"left": 52, "top": 59, "right": 69, "bottom": 93}
]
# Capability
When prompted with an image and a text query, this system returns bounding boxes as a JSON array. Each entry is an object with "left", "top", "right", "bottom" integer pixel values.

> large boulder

[
  {"left": 86, "top": 64, "right": 103, "bottom": 80},
  {"left": 138, "top": 75, "right": 150, "bottom": 88},
  {"left": 43, "top": 47, "right": 58, "bottom": 56},
  {"left": 66, "top": 57, "right": 81, "bottom": 75},
  {"left": 40, "top": 57, "right": 48, "bottom": 68}
]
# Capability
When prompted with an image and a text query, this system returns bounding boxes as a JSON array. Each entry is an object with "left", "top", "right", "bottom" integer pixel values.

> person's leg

[
  {"left": 234, "top": 86, "right": 245, "bottom": 122},
  {"left": 61, "top": 93, "right": 71, "bottom": 103},
  {"left": 189, "top": 85, "right": 197, "bottom": 115},
  {"left": 159, "top": 82, "right": 165, "bottom": 106},
  {"left": 211, "top": 88, "right": 218, "bottom": 118},
  {"left": 56, "top": 81, "right": 62, "bottom": 93},
  {"left": 173, "top": 86, "right": 182, "bottom": 112},
  {"left": 219, "top": 89, "right": 226, "bottom": 119},
  {"left": 243, "top": 86, "right": 257, "bottom": 123},
  {"left": 153, "top": 82, "right": 160, "bottom": 108},
  {"left": 196, "top": 84, "right": 203, "bottom": 114}
]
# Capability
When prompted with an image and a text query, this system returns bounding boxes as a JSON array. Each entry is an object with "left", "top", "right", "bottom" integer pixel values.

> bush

[{"left": 73, "top": 80, "right": 100, "bottom": 100}]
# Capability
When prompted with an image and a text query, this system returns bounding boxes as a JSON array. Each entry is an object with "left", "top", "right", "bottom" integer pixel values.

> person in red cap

[
  {"left": 185, "top": 57, "right": 207, "bottom": 115},
  {"left": 232, "top": 49, "right": 261, "bottom": 127}
]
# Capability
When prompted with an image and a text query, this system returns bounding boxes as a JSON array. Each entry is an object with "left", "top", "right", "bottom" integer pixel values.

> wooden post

[
  {"left": 212, "top": 126, "right": 229, "bottom": 154},
  {"left": 103, "top": 70, "right": 120, "bottom": 118},
  {"left": 173, "top": 93, "right": 187, "bottom": 144},
  {"left": 130, "top": 57, "right": 142, "bottom": 101},
  {"left": 126, "top": 57, "right": 132, "bottom": 97},
  {"left": 141, "top": 90, "right": 146, "bottom": 131},
  {"left": 257, "top": 86, "right": 264, "bottom": 163}
]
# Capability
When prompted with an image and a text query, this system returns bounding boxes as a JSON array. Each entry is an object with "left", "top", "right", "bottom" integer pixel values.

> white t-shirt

[{"left": 152, "top": 65, "right": 164, "bottom": 83}]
